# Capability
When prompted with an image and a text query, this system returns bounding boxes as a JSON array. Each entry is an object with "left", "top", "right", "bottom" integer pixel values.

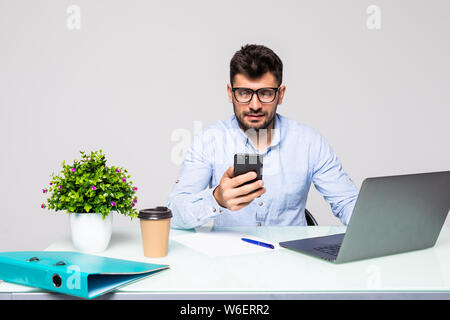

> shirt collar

[{"left": 230, "top": 113, "right": 282, "bottom": 150}]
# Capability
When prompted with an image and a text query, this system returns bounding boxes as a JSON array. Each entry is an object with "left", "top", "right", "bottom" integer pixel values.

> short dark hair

[{"left": 230, "top": 44, "right": 283, "bottom": 87}]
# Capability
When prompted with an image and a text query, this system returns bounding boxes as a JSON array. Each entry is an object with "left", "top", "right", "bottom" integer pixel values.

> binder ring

[
  {"left": 52, "top": 274, "right": 62, "bottom": 288},
  {"left": 27, "top": 257, "right": 40, "bottom": 262}
]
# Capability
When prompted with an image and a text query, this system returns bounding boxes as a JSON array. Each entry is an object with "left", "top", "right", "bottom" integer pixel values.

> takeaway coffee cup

[{"left": 138, "top": 206, "right": 173, "bottom": 258}]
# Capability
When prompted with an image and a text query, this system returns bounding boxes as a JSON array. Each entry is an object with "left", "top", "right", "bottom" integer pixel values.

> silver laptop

[{"left": 279, "top": 171, "right": 450, "bottom": 263}]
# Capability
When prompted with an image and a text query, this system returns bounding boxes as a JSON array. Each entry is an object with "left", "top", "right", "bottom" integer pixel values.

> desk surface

[{"left": 1, "top": 226, "right": 450, "bottom": 300}]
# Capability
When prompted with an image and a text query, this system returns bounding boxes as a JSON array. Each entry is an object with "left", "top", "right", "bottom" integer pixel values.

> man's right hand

[{"left": 213, "top": 165, "right": 266, "bottom": 211}]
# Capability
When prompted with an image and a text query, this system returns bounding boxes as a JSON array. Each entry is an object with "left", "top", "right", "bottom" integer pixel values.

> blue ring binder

[{"left": 0, "top": 251, "right": 169, "bottom": 299}]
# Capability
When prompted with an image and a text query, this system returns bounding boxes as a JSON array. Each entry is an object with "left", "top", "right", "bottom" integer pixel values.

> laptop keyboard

[{"left": 313, "top": 244, "right": 341, "bottom": 256}]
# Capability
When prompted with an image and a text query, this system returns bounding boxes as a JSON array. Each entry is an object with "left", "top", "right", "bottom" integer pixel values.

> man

[{"left": 168, "top": 44, "right": 359, "bottom": 229}]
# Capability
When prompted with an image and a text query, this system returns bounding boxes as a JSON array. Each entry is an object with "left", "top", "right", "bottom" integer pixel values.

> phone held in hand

[{"left": 233, "top": 153, "right": 263, "bottom": 188}]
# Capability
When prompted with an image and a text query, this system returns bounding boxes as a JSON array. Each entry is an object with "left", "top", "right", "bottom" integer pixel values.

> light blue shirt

[{"left": 167, "top": 113, "right": 359, "bottom": 229}]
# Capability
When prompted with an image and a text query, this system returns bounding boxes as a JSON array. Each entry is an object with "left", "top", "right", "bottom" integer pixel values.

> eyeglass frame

[{"left": 231, "top": 87, "right": 280, "bottom": 104}]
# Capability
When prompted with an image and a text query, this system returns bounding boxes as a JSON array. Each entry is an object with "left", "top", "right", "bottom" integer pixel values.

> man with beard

[{"left": 168, "top": 44, "right": 359, "bottom": 229}]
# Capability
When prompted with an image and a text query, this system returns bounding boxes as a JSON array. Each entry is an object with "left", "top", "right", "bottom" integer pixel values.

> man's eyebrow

[{"left": 233, "top": 86, "right": 277, "bottom": 89}]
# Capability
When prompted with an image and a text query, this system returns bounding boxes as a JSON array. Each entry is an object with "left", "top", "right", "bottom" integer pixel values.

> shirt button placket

[{"left": 256, "top": 199, "right": 265, "bottom": 226}]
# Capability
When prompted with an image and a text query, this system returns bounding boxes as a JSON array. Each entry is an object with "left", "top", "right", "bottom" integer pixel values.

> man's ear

[
  {"left": 227, "top": 83, "right": 233, "bottom": 103},
  {"left": 277, "top": 85, "right": 286, "bottom": 105}
]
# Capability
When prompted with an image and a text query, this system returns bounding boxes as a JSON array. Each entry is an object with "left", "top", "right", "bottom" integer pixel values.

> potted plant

[{"left": 41, "top": 150, "right": 138, "bottom": 253}]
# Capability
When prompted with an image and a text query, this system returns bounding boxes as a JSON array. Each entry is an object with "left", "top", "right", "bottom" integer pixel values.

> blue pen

[{"left": 241, "top": 238, "right": 275, "bottom": 249}]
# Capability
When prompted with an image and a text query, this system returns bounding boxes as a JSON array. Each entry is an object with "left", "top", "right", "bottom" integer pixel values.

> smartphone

[{"left": 233, "top": 153, "right": 263, "bottom": 189}]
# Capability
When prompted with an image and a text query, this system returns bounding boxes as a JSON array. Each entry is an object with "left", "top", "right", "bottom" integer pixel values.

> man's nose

[{"left": 249, "top": 93, "right": 262, "bottom": 111}]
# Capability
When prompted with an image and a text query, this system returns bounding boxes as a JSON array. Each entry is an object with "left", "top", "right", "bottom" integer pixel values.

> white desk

[{"left": 1, "top": 226, "right": 450, "bottom": 300}]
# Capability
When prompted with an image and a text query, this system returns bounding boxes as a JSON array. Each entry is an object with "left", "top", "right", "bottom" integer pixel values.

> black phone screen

[{"left": 233, "top": 153, "right": 263, "bottom": 188}]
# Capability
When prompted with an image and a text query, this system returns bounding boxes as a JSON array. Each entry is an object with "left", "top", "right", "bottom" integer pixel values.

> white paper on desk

[{"left": 172, "top": 230, "right": 280, "bottom": 257}]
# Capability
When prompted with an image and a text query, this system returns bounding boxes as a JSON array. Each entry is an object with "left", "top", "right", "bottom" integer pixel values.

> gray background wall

[{"left": 1, "top": 0, "right": 449, "bottom": 251}]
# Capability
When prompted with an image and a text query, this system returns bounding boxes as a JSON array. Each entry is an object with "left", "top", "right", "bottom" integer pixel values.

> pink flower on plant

[
  {"left": 57, "top": 185, "right": 62, "bottom": 189},
  {"left": 122, "top": 178, "right": 126, "bottom": 182},
  {"left": 133, "top": 187, "right": 138, "bottom": 192},
  {"left": 49, "top": 182, "right": 53, "bottom": 185},
  {"left": 116, "top": 169, "right": 120, "bottom": 173},
  {"left": 71, "top": 168, "right": 76, "bottom": 172},
  {"left": 133, "top": 198, "right": 138, "bottom": 203},
  {"left": 91, "top": 186, "right": 96, "bottom": 190},
  {"left": 132, "top": 203, "right": 135, "bottom": 207},
  {"left": 41, "top": 204, "right": 46, "bottom": 208},
  {"left": 111, "top": 201, "right": 116, "bottom": 206},
  {"left": 42, "top": 189, "right": 47, "bottom": 193}
]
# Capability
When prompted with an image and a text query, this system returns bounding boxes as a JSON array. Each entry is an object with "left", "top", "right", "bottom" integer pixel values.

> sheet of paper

[{"left": 171, "top": 230, "right": 280, "bottom": 257}]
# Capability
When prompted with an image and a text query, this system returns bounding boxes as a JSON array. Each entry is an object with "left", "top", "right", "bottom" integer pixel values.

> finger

[
  {"left": 230, "top": 187, "right": 266, "bottom": 207},
  {"left": 230, "top": 171, "right": 257, "bottom": 188},
  {"left": 232, "top": 179, "right": 264, "bottom": 197},
  {"left": 222, "top": 165, "right": 235, "bottom": 180},
  {"left": 230, "top": 187, "right": 266, "bottom": 211},
  {"left": 229, "top": 202, "right": 250, "bottom": 212}
]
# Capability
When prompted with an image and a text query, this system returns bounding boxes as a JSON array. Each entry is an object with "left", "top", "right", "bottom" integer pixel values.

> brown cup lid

[{"left": 138, "top": 206, "right": 172, "bottom": 220}]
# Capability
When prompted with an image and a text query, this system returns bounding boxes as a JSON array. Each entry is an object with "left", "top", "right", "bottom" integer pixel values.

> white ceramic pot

[{"left": 69, "top": 212, "right": 113, "bottom": 253}]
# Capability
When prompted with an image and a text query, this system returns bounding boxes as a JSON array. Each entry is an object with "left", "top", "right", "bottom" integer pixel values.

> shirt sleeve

[
  {"left": 167, "top": 131, "right": 231, "bottom": 229},
  {"left": 310, "top": 132, "right": 359, "bottom": 225}
]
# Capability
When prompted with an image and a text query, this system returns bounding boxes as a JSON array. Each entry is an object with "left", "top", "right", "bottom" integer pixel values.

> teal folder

[{"left": 0, "top": 251, "right": 169, "bottom": 299}]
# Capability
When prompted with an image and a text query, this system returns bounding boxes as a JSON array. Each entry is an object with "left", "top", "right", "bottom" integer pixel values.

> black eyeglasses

[{"left": 232, "top": 87, "right": 279, "bottom": 104}]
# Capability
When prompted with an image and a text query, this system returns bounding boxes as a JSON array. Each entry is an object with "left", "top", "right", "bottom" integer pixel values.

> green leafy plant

[{"left": 41, "top": 150, "right": 138, "bottom": 219}]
